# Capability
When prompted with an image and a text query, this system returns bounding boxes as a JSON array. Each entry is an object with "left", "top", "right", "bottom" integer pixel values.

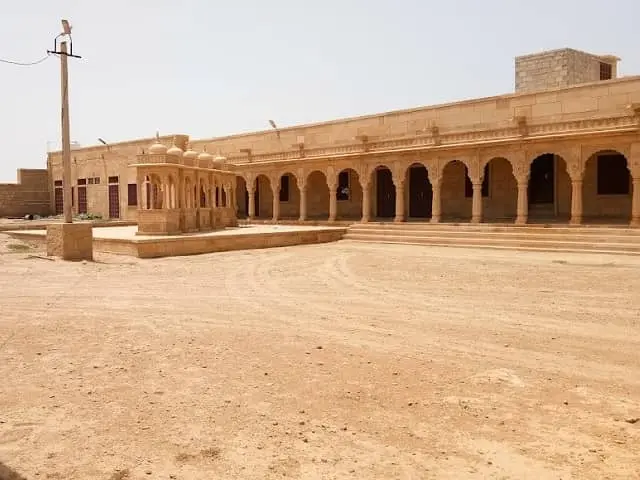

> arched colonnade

[{"left": 235, "top": 144, "right": 640, "bottom": 225}]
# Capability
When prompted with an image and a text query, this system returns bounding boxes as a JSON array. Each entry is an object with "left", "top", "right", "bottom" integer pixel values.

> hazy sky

[{"left": 1, "top": 0, "right": 638, "bottom": 181}]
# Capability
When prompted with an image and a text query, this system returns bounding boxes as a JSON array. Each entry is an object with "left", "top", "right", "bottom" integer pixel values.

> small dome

[
  {"left": 149, "top": 141, "right": 167, "bottom": 155},
  {"left": 166, "top": 144, "right": 183, "bottom": 157},
  {"left": 183, "top": 148, "right": 198, "bottom": 160},
  {"left": 149, "top": 132, "right": 167, "bottom": 154},
  {"left": 213, "top": 154, "right": 226, "bottom": 166},
  {"left": 197, "top": 150, "right": 213, "bottom": 162}
]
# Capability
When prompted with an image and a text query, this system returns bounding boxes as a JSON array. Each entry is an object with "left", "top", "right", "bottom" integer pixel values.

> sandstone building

[{"left": 43, "top": 47, "right": 640, "bottom": 227}]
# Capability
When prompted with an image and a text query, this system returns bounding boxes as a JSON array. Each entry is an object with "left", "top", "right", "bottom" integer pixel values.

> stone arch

[
  {"left": 335, "top": 168, "right": 362, "bottom": 220},
  {"left": 371, "top": 164, "right": 395, "bottom": 219},
  {"left": 235, "top": 175, "right": 248, "bottom": 218},
  {"left": 199, "top": 177, "right": 207, "bottom": 208},
  {"left": 440, "top": 159, "right": 471, "bottom": 221},
  {"left": 527, "top": 153, "right": 572, "bottom": 221},
  {"left": 278, "top": 171, "right": 301, "bottom": 219},
  {"left": 183, "top": 176, "right": 193, "bottom": 209},
  {"left": 583, "top": 149, "right": 631, "bottom": 222},
  {"left": 483, "top": 157, "right": 517, "bottom": 221},
  {"left": 306, "top": 170, "right": 329, "bottom": 219},
  {"left": 255, "top": 173, "right": 273, "bottom": 219},
  {"left": 405, "top": 162, "right": 432, "bottom": 219}
]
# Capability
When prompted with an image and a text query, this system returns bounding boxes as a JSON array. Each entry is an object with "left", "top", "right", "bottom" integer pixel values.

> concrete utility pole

[
  {"left": 45, "top": 19, "right": 93, "bottom": 261},
  {"left": 60, "top": 40, "right": 72, "bottom": 222},
  {"left": 48, "top": 19, "right": 81, "bottom": 223}
]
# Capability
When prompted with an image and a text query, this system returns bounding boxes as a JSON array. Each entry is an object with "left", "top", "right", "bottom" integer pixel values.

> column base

[
  {"left": 430, "top": 216, "right": 441, "bottom": 224},
  {"left": 46, "top": 223, "right": 94, "bottom": 261},
  {"left": 569, "top": 216, "right": 582, "bottom": 225},
  {"left": 631, "top": 217, "right": 640, "bottom": 227},
  {"left": 515, "top": 217, "right": 528, "bottom": 225},
  {"left": 471, "top": 216, "right": 482, "bottom": 224},
  {"left": 394, "top": 216, "right": 405, "bottom": 223}
]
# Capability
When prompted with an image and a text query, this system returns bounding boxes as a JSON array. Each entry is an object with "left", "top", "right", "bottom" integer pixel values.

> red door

[
  {"left": 78, "top": 186, "right": 87, "bottom": 214},
  {"left": 108, "top": 184, "right": 120, "bottom": 219}
]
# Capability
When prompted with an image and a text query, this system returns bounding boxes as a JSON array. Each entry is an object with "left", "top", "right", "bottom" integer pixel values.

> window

[
  {"left": 600, "top": 62, "right": 612, "bottom": 81},
  {"left": 77, "top": 178, "right": 87, "bottom": 185},
  {"left": 54, "top": 180, "right": 62, "bottom": 186},
  {"left": 337, "top": 171, "right": 350, "bottom": 201},
  {"left": 127, "top": 184, "right": 138, "bottom": 206},
  {"left": 108, "top": 176, "right": 119, "bottom": 184},
  {"left": 93, "top": 177, "right": 101, "bottom": 185},
  {"left": 465, "top": 164, "right": 490, "bottom": 198},
  {"left": 597, "top": 154, "right": 630, "bottom": 195},
  {"left": 279, "top": 175, "right": 290, "bottom": 202},
  {"left": 88, "top": 178, "right": 94, "bottom": 185}
]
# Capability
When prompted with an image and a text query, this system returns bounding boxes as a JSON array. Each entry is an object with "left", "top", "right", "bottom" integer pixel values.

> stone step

[
  {"left": 346, "top": 227, "right": 640, "bottom": 242},
  {"left": 341, "top": 237, "right": 640, "bottom": 256},
  {"left": 342, "top": 232, "right": 640, "bottom": 254},
  {"left": 351, "top": 223, "right": 640, "bottom": 236}
]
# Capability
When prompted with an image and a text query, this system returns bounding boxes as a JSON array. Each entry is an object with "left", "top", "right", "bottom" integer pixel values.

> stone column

[
  {"left": 272, "top": 182, "right": 280, "bottom": 223},
  {"left": 328, "top": 186, "right": 337, "bottom": 222},
  {"left": 299, "top": 187, "right": 307, "bottom": 222},
  {"left": 247, "top": 185, "right": 256, "bottom": 220},
  {"left": 471, "top": 182, "right": 483, "bottom": 223},
  {"left": 632, "top": 177, "right": 640, "bottom": 226},
  {"left": 515, "top": 180, "right": 529, "bottom": 224},
  {"left": 361, "top": 181, "right": 371, "bottom": 222},
  {"left": 394, "top": 181, "right": 405, "bottom": 222},
  {"left": 570, "top": 178, "right": 583, "bottom": 225},
  {"left": 431, "top": 177, "right": 442, "bottom": 223},
  {"left": 136, "top": 174, "right": 144, "bottom": 210}
]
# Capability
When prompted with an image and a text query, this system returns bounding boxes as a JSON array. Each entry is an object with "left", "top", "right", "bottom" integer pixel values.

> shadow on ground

[{"left": 0, "top": 462, "right": 28, "bottom": 480}]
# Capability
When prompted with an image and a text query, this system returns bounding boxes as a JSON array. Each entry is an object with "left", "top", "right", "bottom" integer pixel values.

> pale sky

[{"left": 1, "top": 0, "right": 638, "bottom": 182}]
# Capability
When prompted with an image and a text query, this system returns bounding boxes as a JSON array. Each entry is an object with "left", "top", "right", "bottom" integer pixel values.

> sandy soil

[{"left": 0, "top": 233, "right": 639, "bottom": 480}]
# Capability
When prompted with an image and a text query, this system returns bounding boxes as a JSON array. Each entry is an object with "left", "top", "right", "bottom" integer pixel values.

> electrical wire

[{"left": 0, "top": 53, "right": 51, "bottom": 66}]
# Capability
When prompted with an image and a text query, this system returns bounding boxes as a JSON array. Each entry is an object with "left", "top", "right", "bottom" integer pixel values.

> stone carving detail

[
  {"left": 511, "top": 151, "right": 529, "bottom": 183},
  {"left": 392, "top": 161, "right": 406, "bottom": 187},
  {"left": 426, "top": 158, "right": 442, "bottom": 186},
  {"left": 296, "top": 168, "right": 307, "bottom": 191},
  {"left": 326, "top": 166, "right": 337, "bottom": 189},
  {"left": 630, "top": 142, "right": 640, "bottom": 178}
]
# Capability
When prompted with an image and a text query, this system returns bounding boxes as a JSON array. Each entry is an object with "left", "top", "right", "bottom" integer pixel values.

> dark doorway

[
  {"left": 528, "top": 154, "right": 555, "bottom": 205},
  {"left": 408, "top": 165, "right": 432, "bottom": 218},
  {"left": 108, "top": 184, "right": 120, "bottom": 219},
  {"left": 376, "top": 168, "right": 395, "bottom": 218},
  {"left": 54, "top": 187, "right": 63, "bottom": 215}
]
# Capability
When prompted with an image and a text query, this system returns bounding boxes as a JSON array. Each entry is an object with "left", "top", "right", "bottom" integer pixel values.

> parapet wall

[{"left": 0, "top": 169, "right": 51, "bottom": 218}]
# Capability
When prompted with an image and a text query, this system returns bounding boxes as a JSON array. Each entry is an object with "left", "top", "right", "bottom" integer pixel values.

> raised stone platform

[
  {"left": 8, "top": 224, "right": 346, "bottom": 259},
  {"left": 46, "top": 223, "right": 94, "bottom": 261}
]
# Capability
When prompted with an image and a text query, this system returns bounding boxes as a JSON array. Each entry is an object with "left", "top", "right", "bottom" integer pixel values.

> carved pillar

[
  {"left": 361, "top": 180, "right": 371, "bottom": 222},
  {"left": 271, "top": 177, "right": 280, "bottom": 223},
  {"left": 394, "top": 180, "right": 405, "bottom": 222},
  {"left": 632, "top": 177, "right": 640, "bottom": 226},
  {"left": 299, "top": 186, "right": 307, "bottom": 222},
  {"left": 513, "top": 156, "right": 529, "bottom": 225},
  {"left": 136, "top": 173, "right": 144, "bottom": 211},
  {"left": 471, "top": 182, "right": 483, "bottom": 223},
  {"left": 515, "top": 180, "right": 528, "bottom": 224},
  {"left": 631, "top": 145, "right": 640, "bottom": 226},
  {"left": 431, "top": 176, "right": 442, "bottom": 223},
  {"left": 570, "top": 172, "right": 584, "bottom": 225},
  {"left": 247, "top": 179, "right": 256, "bottom": 220}
]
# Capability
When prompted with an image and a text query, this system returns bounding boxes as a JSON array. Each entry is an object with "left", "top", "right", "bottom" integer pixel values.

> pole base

[{"left": 46, "top": 223, "right": 94, "bottom": 261}]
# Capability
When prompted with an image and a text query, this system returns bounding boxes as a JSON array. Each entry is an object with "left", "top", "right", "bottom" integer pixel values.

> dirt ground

[{"left": 0, "top": 233, "right": 639, "bottom": 480}]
